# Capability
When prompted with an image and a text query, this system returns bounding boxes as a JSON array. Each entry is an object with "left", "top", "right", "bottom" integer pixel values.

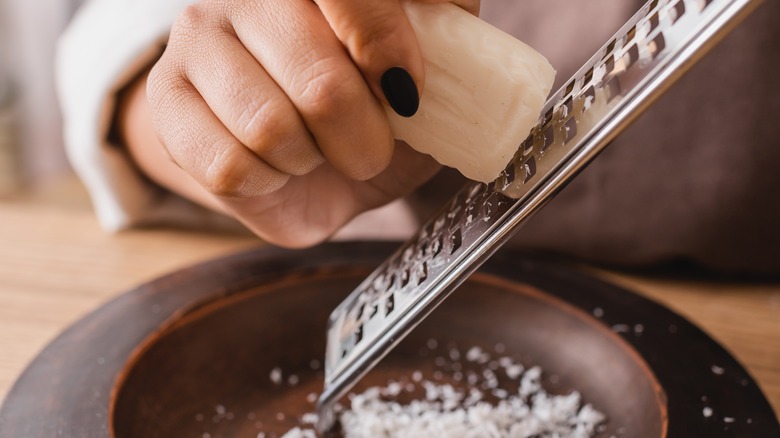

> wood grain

[
  {"left": 0, "top": 199, "right": 257, "bottom": 399},
  {"left": 592, "top": 270, "right": 780, "bottom": 416},
  {"left": 0, "top": 180, "right": 778, "bottom": 420}
]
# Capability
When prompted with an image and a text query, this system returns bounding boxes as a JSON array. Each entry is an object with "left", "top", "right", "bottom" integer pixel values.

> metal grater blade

[{"left": 317, "top": 0, "right": 763, "bottom": 431}]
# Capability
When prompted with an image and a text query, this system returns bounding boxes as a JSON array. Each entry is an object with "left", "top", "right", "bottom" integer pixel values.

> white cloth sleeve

[
  {"left": 56, "top": 0, "right": 419, "bottom": 239},
  {"left": 56, "top": 0, "right": 233, "bottom": 231}
]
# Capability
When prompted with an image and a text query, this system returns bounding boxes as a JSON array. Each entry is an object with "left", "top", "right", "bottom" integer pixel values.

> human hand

[{"left": 138, "top": 0, "right": 479, "bottom": 247}]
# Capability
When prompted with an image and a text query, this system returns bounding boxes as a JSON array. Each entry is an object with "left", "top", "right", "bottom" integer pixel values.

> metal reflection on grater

[{"left": 318, "top": 0, "right": 764, "bottom": 432}]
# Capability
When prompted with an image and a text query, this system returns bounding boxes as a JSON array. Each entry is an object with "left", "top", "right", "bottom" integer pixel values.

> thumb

[{"left": 314, "top": 0, "right": 424, "bottom": 118}]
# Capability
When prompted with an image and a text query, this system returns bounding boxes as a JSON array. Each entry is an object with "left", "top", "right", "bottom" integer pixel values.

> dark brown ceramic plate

[{"left": 0, "top": 242, "right": 777, "bottom": 437}]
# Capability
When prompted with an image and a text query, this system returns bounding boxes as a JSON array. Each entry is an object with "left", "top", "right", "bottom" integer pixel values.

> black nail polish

[{"left": 381, "top": 67, "right": 419, "bottom": 118}]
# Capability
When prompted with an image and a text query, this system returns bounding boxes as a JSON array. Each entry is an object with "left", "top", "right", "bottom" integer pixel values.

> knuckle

[
  {"left": 203, "top": 144, "right": 289, "bottom": 197},
  {"left": 343, "top": 14, "right": 399, "bottom": 62},
  {"left": 146, "top": 61, "right": 178, "bottom": 105},
  {"left": 169, "top": 3, "right": 230, "bottom": 53},
  {"left": 293, "top": 59, "right": 361, "bottom": 122},
  {"left": 171, "top": 4, "right": 210, "bottom": 39},
  {"left": 146, "top": 62, "right": 192, "bottom": 129},
  {"left": 235, "top": 95, "right": 289, "bottom": 153},
  {"left": 203, "top": 145, "right": 253, "bottom": 197},
  {"left": 351, "top": 144, "right": 393, "bottom": 180},
  {"left": 234, "top": 97, "right": 322, "bottom": 176}
]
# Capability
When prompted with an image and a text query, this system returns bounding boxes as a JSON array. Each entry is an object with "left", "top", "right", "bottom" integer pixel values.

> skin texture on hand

[{"left": 118, "top": 0, "right": 478, "bottom": 248}]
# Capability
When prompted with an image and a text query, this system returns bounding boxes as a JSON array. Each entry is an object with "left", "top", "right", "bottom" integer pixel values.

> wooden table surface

[{"left": 0, "top": 179, "right": 779, "bottom": 420}]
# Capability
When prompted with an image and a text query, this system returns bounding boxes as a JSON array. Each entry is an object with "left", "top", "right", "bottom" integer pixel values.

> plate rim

[{"left": 0, "top": 242, "right": 776, "bottom": 437}]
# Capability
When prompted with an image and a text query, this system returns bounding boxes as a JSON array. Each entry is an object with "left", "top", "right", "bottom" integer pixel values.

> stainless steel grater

[{"left": 317, "top": 0, "right": 763, "bottom": 431}]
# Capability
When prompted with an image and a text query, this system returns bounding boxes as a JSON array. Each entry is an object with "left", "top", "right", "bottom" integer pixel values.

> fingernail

[{"left": 381, "top": 67, "right": 419, "bottom": 118}]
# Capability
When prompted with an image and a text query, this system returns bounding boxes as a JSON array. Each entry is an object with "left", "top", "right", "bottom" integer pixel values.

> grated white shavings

[
  {"left": 336, "top": 380, "right": 604, "bottom": 437},
  {"left": 519, "top": 366, "right": 543, "bottom": 398},
  {"left": 269, "top": 367, "right": 283, "bottom": 385},
  {"left": 281, "top": 346, "right": 605, "bottom": 437},
  {"left": 210, "top": 404, "right": 234, "bottom": 424},
  {"left": 301, "top": 413, "right": 319, "bottom": 425},
  {"left": 505, "top": 363, "right": 524, "bottom": 380},
  {"left": 610, "top": 324, "right": 630, "bottom": 334},
  {"left": 281, "top": 427, "right": 316, "bottom": 438},
  {"left": 466, "top": 346, "right": 485, "bottom": 362}
]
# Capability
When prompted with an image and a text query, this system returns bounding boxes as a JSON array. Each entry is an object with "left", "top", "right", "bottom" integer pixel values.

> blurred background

[
  {"left": 0, "top": 0, "right": 83, "bottom": 197},
  {"left": 0, "top": 0, "right": 630, "bottom": 203}
]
